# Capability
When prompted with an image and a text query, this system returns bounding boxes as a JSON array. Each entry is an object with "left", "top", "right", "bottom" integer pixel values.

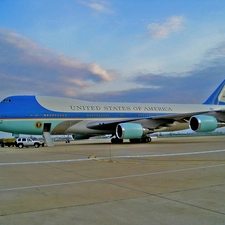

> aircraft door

[{"left": 43, "top": 123, "right": 51, "bottom": 132}]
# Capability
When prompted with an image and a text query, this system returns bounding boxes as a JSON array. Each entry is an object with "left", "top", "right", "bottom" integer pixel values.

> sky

[{"left": 0, "top": 0, "right": 225, "bottom": 103}]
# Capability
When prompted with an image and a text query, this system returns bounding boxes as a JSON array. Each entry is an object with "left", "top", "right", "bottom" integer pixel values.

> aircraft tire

[{"left": 142, "top": 136, "right": 150, "bottom": 143}]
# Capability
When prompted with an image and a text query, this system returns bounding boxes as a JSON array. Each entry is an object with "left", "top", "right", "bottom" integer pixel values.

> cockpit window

[{"left": 1, "top": 98, "right": 12, "bottom": 103}]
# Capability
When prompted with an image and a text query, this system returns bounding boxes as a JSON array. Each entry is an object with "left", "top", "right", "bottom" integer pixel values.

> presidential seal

[{"left": 35, "top": 121, "right": 43, "bottom": 129}]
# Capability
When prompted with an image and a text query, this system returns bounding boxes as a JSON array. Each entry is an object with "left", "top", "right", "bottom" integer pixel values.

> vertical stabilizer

[{"left": 203, "top": 80, "right": 225, "bottom": 105}]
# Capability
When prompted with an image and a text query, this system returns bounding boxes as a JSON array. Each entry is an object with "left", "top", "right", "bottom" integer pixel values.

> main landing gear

[
  {"left": 130, "top": 136, "right": 152, "bottom": 143},
  {"left": 111, "top": 137, "right": 123, "bottom": 144},
  {"left": 111, "top": 136, "right": 151, "bottom": 144}
]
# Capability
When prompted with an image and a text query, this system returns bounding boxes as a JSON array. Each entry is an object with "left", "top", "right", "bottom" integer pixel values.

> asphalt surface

[{"left": 0, "top": 136, "right": 225, "bottom": 225}]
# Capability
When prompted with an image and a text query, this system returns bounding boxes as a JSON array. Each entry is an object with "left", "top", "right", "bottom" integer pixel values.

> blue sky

[{"left": 0, "top": 0, "right": 225, "bottom": 103}]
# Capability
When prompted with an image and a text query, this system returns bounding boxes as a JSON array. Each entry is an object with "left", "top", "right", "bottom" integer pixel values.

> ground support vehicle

[
  {"left": 0, "top": 138, "right": 16, "bottom": 147},
  {"left": 15, "top": 138, "right": 44, "bottom": 148}
]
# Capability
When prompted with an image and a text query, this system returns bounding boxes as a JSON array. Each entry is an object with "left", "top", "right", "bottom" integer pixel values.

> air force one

[{"left": 1, "top": 80, "right": 225, "bottom": 145}]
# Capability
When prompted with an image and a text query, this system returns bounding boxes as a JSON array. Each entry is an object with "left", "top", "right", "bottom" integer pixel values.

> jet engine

[
  {"left": 116, "top": 123, "right": 149, "bottom": 139},
  {"left": 189, "top": 115, "right": 218, "bottom": 132}
]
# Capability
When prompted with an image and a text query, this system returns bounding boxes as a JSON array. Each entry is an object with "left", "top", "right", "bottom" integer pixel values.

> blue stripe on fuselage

[{"left": 0, "top": 95, "right": 169, "bottom": 119}]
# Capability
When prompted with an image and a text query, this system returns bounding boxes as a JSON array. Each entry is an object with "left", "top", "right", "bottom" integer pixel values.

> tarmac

[{"left": 0, "top": 135, "right": 225, "bottom": 225}]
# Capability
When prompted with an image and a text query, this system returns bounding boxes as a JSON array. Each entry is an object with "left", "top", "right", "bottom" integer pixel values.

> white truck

[{"left": 15, "top": 137, "right": 44, "bottom": 148}]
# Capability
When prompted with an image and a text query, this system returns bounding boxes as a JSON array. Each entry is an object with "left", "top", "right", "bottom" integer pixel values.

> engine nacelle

[
  {"left": 189, "top": 115, "right": 218, "bottom": 132},
  {"left": 116, "top": 123, "right": 148, "bottom": 139}
]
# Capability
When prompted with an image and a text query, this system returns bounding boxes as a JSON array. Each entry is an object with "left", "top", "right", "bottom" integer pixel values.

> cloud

[
  {"left": 77, "top": 0, "right": 112, "bottom": 13},
  {"left": 130, "top": 43, "right": 225, "bottom": 103},
  {"left": 0, "top": 29, "right": 115, "bottom": 98},
  {"left": 77, "top": 41, "right": 225, "bottom": 104},
  {"left": 81, "top": 71, "right": 225, "bottom": 104},
  {"left": 147, "top": 16, "right": 185, "bottom": 39},
  {"left": 204, "top": 41, "right": 225, "bottom": 61}
]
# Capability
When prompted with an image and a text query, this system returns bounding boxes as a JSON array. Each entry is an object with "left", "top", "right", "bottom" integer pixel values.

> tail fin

[{"left": 204, "top": 80, "right": 225, "bottom": 105}]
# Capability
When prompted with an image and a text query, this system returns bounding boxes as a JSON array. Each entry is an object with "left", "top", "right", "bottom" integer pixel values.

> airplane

[{"left": 0, "top": 80, "right": 225, "bottom": 145}]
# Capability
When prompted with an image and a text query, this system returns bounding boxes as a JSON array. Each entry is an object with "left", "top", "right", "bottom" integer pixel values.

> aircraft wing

[
  {"left": 86, "top": 110, "right": 216, "bottom": 131},
  {"left": 152, "top": 111, "right": 209, "bottom": 121},
  {"left": 86, "top": 118, "right": 144, "bottom": 130},
  {"left": 153, "top": 109, "right": 225, "bottom": 121}
]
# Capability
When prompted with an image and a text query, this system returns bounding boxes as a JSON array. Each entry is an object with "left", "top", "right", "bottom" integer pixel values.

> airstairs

[{"left": 42, "top": 132, "right": 54, "bottom": 146}]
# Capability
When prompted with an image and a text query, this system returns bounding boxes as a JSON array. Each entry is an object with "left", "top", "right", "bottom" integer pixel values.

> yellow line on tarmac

[
  {"left": 147, "top": 162, "right": 170, "bottom": 165},
  {"left": 211, "top": 161, "right": 225, "bottom": 164},
  {"left": 178, "top": 162, "right": 205, "bottom": 165},
  {"left": 119, "top": 161, "right": 139, "bottom": 164}
]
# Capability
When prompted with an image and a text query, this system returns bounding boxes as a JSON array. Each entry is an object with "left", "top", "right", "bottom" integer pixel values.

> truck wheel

[
  {"left": 34, "top": 143, "right": 40, "bottom": 148},
  {"left": 18, "top": 143, "right": 23, "bottom": 149}
]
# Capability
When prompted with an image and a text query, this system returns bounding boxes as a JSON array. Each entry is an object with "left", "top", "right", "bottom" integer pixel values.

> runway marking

[
  {"left": 0, "top": 164, "right": 225, "bottom": 192},
  {"left": 0, "top": 149, "right": 225, "bottom": 166}
]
